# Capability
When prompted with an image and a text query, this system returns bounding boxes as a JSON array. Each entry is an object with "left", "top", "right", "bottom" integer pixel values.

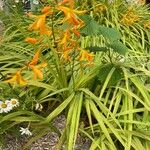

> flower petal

[
  {"left": 29, "top": 49, "right": 41, "bottom": 66},
  {"left": 41, "top": 6, "right": 52, "bottom": 14},
  {"left": 31, "top": 66, "right": 43, "bottom": 80},
  {"left": 25, "top": 37, "right": 38, "bottom": 44}
]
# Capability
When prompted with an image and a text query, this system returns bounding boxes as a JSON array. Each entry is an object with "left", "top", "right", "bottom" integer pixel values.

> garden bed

[{"left": 0, "top": 0, "right": 150, "bottom": 149}]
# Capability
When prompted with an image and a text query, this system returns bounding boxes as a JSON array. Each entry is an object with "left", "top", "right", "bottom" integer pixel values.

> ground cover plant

[{"left": 0, "top": 0, "right": 150, "bottom": 149}]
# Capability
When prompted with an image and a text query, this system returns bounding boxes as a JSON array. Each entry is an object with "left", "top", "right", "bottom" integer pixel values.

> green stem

[
  {"left": 71, "top": 49, "right": 76, "bottom": 91},
  {"left": 51, "top": 9, "right": 57, "bottom": 48},
  {"left": 108, "top": 49, "right": 113, "bottom": 64},
  {"left": 50, "top": 10, "right": 68, "bottom": 89}
]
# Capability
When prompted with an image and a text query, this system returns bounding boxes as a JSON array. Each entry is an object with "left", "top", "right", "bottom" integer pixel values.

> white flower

[
  {"left": 0, "top": 99, "right": 19, "bottom": 113},
  {"left": 33, "top": 0, "right": 39, "bottom": 5},
  {"left": 0, "top": 100, "right": 13, "bottom": 113},
  {"left": 20, "top": 127, "right": 32, "bottom": 136},
  {"left": 35, "top": 103, "right": 43, "bottom": 111},
  {"left": 10, "top": 98, "right": 19, "bottom": 108}
]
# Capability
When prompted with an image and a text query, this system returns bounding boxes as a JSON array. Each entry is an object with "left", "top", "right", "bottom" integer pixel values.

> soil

[{"left": 2, "top": 115, "right": 91, "bottom": 150}]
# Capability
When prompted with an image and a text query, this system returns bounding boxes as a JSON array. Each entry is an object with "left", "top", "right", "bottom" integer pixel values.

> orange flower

[
  {"left": 40, "top": 27, "right": 52, "bottom": 36},
  {"left": 60, "top": 29, "right": 70, "bottom": 45},
  {"left": 28, "top": 49, "right": 41, "bottom": 66},
  {"left": 58, "top": 40, "right": 76, "bottom": 61},
  {"left": 28, "top": 50, "right": 47, "bottom": 80},
  {"left": 25, "top": 37, "right": 38, "bottom": 44},
  {"left": 29, "top": 62, "right": 47, "bottom": 80},
  {"left": 28, "top": 13, "right": 51, "bottom": 36},
  {"left": 72, "top": 28, "right": 80, "bottom": 37},
  {"left": 4, "top": 70, "right": 27, "bottom": 85},
  {"left": 41, "top": 6, "right": 52, "bottom": 14},
  {"left": 79, "top": 49, "right": 94, "bottom": 63},
  {"left": 28, "top": 14, "right": 46, "bottom": 31},
  {"left": 63, "top": 50, "right": 71, "bottom": 61},
  {"left": 61, "top": 45, "right": 74, "bottom": 61},
  {"left": 57, "top": 6, "right": 86, "bottom": 26}
]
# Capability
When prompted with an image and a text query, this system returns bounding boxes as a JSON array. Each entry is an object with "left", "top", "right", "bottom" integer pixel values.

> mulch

[{"left": 3, "top": 115, "right": 91, "bottom": 150}]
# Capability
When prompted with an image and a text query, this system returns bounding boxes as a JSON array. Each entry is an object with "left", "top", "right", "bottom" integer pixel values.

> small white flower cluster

[{"left": 0, "top": 99, "right": 19, "bottom": 113}]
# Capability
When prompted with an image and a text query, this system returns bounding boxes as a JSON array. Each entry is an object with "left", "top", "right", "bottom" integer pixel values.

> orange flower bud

[
  {"left": 25, "top": 37, "right": 38, "bottom": 44},
  {"left": 41, "top": 6, "right": 52, "bottom": 14}
]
